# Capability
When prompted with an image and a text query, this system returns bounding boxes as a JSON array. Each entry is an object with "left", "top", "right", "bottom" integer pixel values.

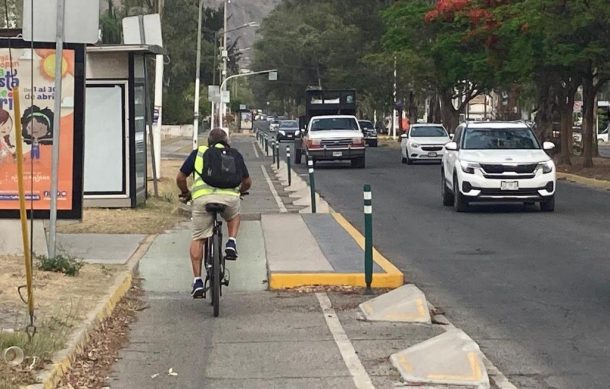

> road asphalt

[{"left": 265, "top": 125, "right": 610, "bottom": 389}]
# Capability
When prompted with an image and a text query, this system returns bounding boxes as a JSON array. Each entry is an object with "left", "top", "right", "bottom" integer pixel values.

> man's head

[{"left": 208, "top": 128, "right": 228, "bottom": 146}]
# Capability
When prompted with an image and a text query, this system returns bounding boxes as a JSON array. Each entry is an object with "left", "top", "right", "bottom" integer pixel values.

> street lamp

[{"left": 219, "top": 69, "right": 278, "bottom": 133}]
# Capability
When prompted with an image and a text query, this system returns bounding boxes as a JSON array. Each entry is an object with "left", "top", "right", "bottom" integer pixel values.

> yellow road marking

[{"left": 330, "top": 212, "right": 404, "bottom": 278}]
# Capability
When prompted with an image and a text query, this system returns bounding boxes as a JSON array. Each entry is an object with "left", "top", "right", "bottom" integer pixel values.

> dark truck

[{"left": 295, "top": 89, "right": 365, "bottom": 168}]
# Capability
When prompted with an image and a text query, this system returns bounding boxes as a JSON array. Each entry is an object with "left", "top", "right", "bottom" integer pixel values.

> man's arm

[
  {"left": 176, "top": 171, "right": 189, "bottom": 195},
  {"left": 239, "top": 176, "right": 252, "bottom": 194}
]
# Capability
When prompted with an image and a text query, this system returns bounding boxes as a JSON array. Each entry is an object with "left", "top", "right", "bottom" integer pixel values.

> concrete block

[
  {"left": 390, "top": 328, "right": 490, "bottom": 389},
  {"left": 261, "top": 214, "right": 333, "bottom": 272},
  {"left": 299, "top": 202, "right": 330, "bottom": 214},
  {"left": 285, "top": 180, "right": 308, "bottom": 192},
  {"left": 0, "top": 219, "right": 47, "bottom": 257},
  {"left": 288, "top": 187, "right": 311, "bottom": 199},
  {"left": 359, "top": 284, "right": 431, "bottom": 323},
  {"left": 293, "top": 194, "right": 320, "bottom": 206}
]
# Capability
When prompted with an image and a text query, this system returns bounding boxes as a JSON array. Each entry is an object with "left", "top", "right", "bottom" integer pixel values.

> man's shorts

[{"left": 192, "top": 194, "right": 240, "bottom": 240}]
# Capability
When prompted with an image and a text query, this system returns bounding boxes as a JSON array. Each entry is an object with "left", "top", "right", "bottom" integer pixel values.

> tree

[{"left": 383, "top": 0, "right": 495, "bottom": 131}]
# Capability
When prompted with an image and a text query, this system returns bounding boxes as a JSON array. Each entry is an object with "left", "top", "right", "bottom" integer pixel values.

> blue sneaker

[
  {"left": 191, "top": 279, "right": 204, "bottom": 298},
  {"left": 225, "top": 239, "right": 238, "bottom": 260}
]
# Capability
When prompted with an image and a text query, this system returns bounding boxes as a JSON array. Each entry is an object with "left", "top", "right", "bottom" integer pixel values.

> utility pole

[
  {"left": 392, "top": 55, "right": 397, "bottom": 140},
  {"left": 153, "top": 0, "right": 164, "bottom": 175},
  {"left": 219, "top": 0, "right": 229, "bottom": 133},
  {"left": 192, "top": 0, "right": 204, "bottom": 150}
]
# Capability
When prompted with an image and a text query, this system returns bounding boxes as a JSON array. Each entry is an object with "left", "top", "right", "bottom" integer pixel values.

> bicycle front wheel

[{"left": 211, "top": 234, "right": 221, "bottom": 317}]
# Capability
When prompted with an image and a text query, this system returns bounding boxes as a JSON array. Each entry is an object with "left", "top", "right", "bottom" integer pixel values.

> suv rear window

[
  {"left": 410, "top": 126, "right": 447, "bottom": 137},
  {"left": 311, "top": 118, "right": 358, "bottom": 131},
  {"left": 462, "top": 127, "right": 540, "bottom": 150}
]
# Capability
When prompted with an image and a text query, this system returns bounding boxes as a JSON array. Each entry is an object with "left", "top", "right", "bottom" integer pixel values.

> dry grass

[
  {"left": 57, "top": 160, "right": 188, "bottom": 234},
  {"left": 556, "top": 154, "right": 610, "bottom": 182},
  {"left": 377, "top": 136, "right": 402, "bottom": 149},
  {"left": 0, "top": 255, "right": 120, "bottom": 387}
]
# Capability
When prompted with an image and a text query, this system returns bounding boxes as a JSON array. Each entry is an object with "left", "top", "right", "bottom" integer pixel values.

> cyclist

[{"left": 176, "top": 128, "right": 252, "bottom": 298}]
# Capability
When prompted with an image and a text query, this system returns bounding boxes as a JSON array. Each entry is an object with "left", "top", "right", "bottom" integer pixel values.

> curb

[
  {"left": 557, "top": 172, "right": 610, "bottom": 190},
  {"left": 25, "top": 234, "right": 157, "bottom": 389},
  {"left": 269, "top": 212, "right": 404, "bottom": 289}
]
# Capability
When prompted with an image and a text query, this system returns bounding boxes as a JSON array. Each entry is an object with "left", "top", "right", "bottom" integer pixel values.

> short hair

[{"left": 208, "top": 128, "right": 228, "bottom": 145}]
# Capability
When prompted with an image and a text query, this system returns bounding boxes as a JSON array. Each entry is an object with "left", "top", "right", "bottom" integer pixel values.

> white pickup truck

[{"left": 295, "top": 115, "right": 366, "bottom": 168}]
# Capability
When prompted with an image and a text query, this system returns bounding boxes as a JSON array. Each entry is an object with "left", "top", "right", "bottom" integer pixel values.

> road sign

[
  {"left": 208, "top": 85, "right": 220, "bottom": 102},
  {"left": 23, "top": 0, "right": 99, "bottom": 44}
]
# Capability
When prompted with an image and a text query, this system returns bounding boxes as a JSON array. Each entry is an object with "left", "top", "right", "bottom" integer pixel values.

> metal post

[
  {"left": 272, "top": 140, "right": 276, "bottom": 163},
  {"left": 220, "top": 0, "right": 228, "bottom": 132},
  {"left": 48, "top": 0, "right": 66, "bottom": 259},
  {"left": 286, "top": 145, "right": 291, "bottom": 186},
  {"left": 364, "top": 184, "right": 373, "bottom": 293},
  {"left": 265, "top": 136, "right": 269, "bottom": 156},
  {"left": 276, "top": 142, "right": 280, "bottom": 169},
  {"left": 308, "top": 157, "right": 316, "bottom": 213},
  {"left": 193, "top": 0, "right": 204, "bottom": 150}
]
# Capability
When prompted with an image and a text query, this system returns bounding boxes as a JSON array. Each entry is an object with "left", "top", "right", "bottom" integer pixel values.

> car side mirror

[
  {"left": 445, "top": 142, "right": 458, "bottom": 151},
  {"left": 449, "top": 134, "right": 454, "bottom": 140},
  {"left": 543, "top": 141, "right": 555, "bottom": 151}
]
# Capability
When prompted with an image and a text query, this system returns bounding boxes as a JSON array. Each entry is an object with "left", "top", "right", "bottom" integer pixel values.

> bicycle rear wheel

[{"left": 211, "top": 233, "right": 221, "bottom": 317}]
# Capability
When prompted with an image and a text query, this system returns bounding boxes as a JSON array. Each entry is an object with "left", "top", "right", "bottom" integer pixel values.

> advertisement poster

[{"left": 0, "top": 43, "right": 84, "bottom": 219}]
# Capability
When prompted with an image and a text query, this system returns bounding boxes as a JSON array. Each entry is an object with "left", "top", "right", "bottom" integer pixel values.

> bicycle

[{"left": 181, "top": 192, "right": 247, "bottom": 317}]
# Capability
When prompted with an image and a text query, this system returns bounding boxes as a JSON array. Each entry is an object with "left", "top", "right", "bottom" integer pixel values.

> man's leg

[
  {"left": 226, "top": 215, "right": 240, "bottom": 238},
  {"left": 190, "top": 238, "right": 206, "bottom": 277}
]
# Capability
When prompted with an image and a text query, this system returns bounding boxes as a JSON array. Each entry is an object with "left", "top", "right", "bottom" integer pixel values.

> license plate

[
  {"left": 332, "top": 151, "right": 343, "bottom": 157},
  {"left": 427, "top": 152, "right": 437, "bottom": 157},
  {"left": 501, "top": 181, "right": 519, "bottom": 191},
  {"left": 287, "top": 134, "right": 293, "bottom": 138}
]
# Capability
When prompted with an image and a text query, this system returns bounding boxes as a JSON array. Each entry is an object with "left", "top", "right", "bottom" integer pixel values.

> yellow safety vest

[{"left": 192, "top": 144, "right": 241, "bottom": 200}]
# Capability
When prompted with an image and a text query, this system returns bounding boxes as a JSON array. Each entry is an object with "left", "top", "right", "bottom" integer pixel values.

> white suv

[{"left": 441, "top": 121, "right": 556, "bottom": 212}]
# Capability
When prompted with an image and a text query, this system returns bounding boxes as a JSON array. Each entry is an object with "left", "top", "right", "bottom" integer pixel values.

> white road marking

[
  {"left": 316, "top": 292, "right": 375, "bottom": 389},
  {"left": 261, "top": 165, "right": 287, "bottom": 213},
  {"left": 252, "top": 141, "right": 260, "bottom": 158}
]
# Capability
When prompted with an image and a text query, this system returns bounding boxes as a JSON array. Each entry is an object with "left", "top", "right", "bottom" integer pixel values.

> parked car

[
  {"left": 441, "top": 121, "right": 556, "bottom": 212},
  {"left": 400, "top": 124, "right": 450, "bottom": 164},
  {"left": 277, "top": 120, "right": 300, "bottom": 142},
  {"left": 358, "top": 120, "right": 378, "bottom": 147},
  {"left": 598, "top": 126, "right": 608, "bottom": 143}
]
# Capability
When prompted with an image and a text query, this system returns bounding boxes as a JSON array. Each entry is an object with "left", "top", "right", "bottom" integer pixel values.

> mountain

[{"left": 100, "top": 0, "right": 281, "bottom": 66}]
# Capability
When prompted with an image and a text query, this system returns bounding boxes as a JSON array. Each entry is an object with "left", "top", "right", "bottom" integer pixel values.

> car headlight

[
  {"left": 538, "top": 160, "right": 554, "bottom": 174},
  {"left": 460, "top": 160, "right": 480, "bottom": 174},
  {"left": 411, "top": 142, "right": 419, "bottom": 148},
  {"left": 295, "top": 130, "right": 300, "bottom": 136},
  {"left": 279, "top": 130, "right": 285, "bottom": 135}
]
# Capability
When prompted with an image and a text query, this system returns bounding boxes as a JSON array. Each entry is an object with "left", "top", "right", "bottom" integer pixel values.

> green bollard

[
  {"left": 308, "top": 157, "right": 316, "bottom": 213},
  {"left": 364, "top": 184, "right": 373, "bottom": 293},
  {"left": 276, "top": 143, "right": 280, "bottom": 169},
  {"left": 286, "top": 145, "right": 291, "bottom": 186}
]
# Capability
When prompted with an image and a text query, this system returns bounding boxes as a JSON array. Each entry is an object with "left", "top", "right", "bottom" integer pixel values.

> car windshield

[
  {"left": 280, "top": 120, "right": 298, "bottom": 128},
  {"left": 359, "top": 121, "right": 374, "bottom": 129},
  {"left": 410, "top": 126, "right": 447, "bottom": 137},
  {"left": 462, "top": 128, "right": 540, "bottom": 150},
  {"left": 311, "top": 118, "right": 358, "bottom": 131}
]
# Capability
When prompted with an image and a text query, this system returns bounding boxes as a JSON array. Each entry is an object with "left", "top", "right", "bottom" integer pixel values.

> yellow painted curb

[
  {"left": 28, "top": 234, "right": 156, "bottom": 389},
  {"left": 557, "top": 172, "right": 610, "bottom": 190},
  {"left": 269, "top": 212, "right": 404, "bottom": 289}
]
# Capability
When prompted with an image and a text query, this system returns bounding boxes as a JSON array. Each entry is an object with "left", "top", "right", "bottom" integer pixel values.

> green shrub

[{"left": 36, "top": 255, "right": 84, "bottom": 276}]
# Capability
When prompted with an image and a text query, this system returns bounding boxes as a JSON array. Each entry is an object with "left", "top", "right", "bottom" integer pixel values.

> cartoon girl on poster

[
  {"left": 0, "top": 107, "right": 15, "bottom": 163},
  {"left": 21, "top": 105, "right": 54, "bottom": 160}
]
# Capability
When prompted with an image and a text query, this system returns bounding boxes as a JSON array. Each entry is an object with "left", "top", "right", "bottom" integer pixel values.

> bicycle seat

[{"left": 205, "top": 203, "right": 226, "bottom": 213}]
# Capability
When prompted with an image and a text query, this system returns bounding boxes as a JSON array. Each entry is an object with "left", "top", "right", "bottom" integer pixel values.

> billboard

[{"left": 0, "top": 41, "right": 85, "bottom": 219}]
